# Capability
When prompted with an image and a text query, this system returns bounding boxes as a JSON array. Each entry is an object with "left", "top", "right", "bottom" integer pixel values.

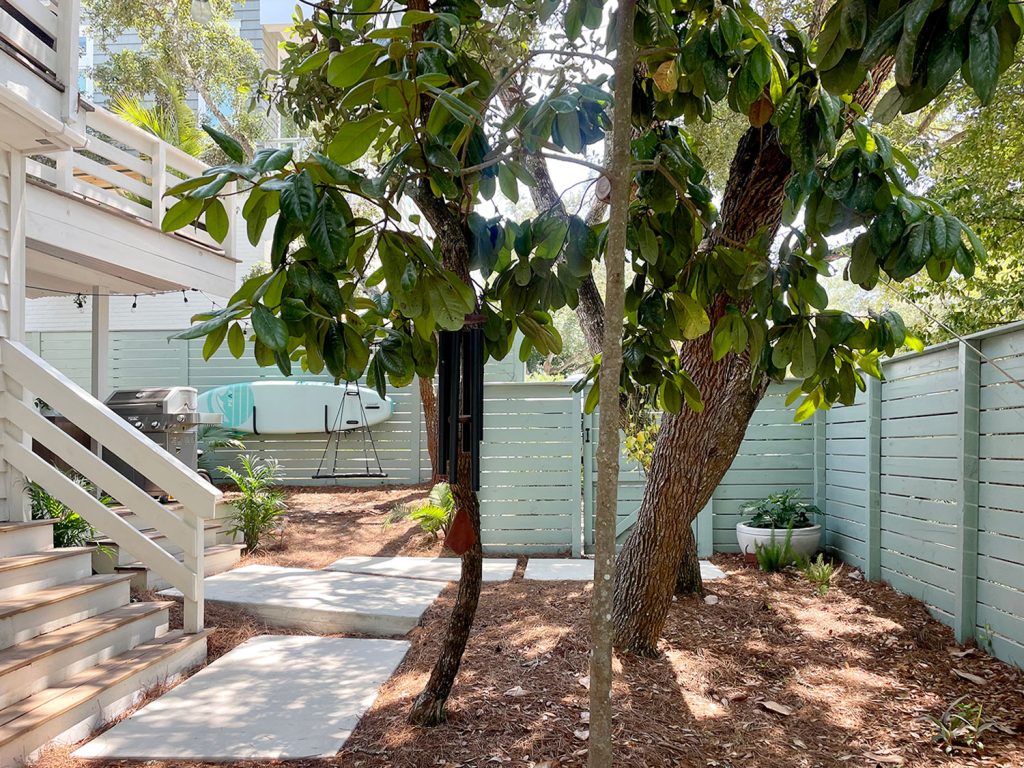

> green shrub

[
  {"left": 26, "top": 477, "right": 113, "bottom": 548},
  {"left": 754, "top": 526, "right": 796, "bottom": 573},
  {"left": 923, "top": 697, "right": 995, "bottom": 754},
  {"left": 801, "top": 553, "right": 837, "bottom": 595},
  {"left": 197, "top": 424, "right": 246, "bottom": 474},
  {"left": 741, "top": 489, "right": 819, "bottom": 530},
  {"left": 218, "top": 454, "right": 287, "bottom": 551},
  {"left": 384, "top": 482, "right": 456, "bottom": 539}
]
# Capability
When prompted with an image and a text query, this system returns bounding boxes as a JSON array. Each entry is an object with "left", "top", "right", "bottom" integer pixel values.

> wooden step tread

[
  {"left": 0, "top": 629, "right": 208, "bottom": 745},
  {"left": 0, "top": 575, "right": 134, "bottom": 620},
  {"left": 0, "top": 520, "right": 56, "bottom": 533},
  {"left": 0, "top": 548, "right": 94, "bottom": 574},
  {"left": 0, "top": 601, "right": 173, "bottom": 677},
  {"left": 111, "top": 502, "right": 184, "bottom": 518},
  {"left": 91, "top": 520, "right": 223, "bottom": 546},
  {"left": 116, "top": 544, "right": 244, "bottom": 572}
]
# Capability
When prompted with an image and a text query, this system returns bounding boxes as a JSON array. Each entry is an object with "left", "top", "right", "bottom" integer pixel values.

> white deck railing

[
  {"left": 0, "top": 0, "right": 79, "bottom": 115},
  {"left": 0, "top": 339, "right": 220, "bottom": 633},
  {"left": 26, "top": 105, "right": 234, "bottom": 255}
]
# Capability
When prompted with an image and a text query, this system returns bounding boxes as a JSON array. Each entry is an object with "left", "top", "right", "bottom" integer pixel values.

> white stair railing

[{"left": 0, "top": 339, "right": 220, "bottom": 633}]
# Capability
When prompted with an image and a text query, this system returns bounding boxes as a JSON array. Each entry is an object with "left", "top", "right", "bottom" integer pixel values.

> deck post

[
  {"left": 865, "top": 376, "right": 882, "bottom": 581},
  {"left": 955, "top": 341, "right": 981, "bottom": 643},
  {"left": 182, "top": 511, "right": 207, "bottom": 634},
  {"left": 90, "top": 287, "right": 109, "bottom": 401},
  {"left": 812, "top": 408, "right": 827, "bottom": 548}
]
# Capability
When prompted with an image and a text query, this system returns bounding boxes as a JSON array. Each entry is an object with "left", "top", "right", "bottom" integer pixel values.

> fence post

[
  {"left": 812, "top": 408, "right": 827, "bottom": 547},
  {"left": 955, "top": 342, "right": 981, "bottom": 643},
  {"left": 570, "top": 387, "right": 583, "bottom": 557},
  {"left": 865, "top": 376, "right": 882, "bottom": 580},
  {"left": 582, "top": 406, "right": 594, "bottom": 554}
]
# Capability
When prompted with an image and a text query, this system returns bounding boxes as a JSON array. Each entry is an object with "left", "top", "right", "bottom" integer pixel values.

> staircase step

[
  {"left": 117, "top": 544, "right": 244, "bottom": 592},
  {"left": 0, "top": 549, "right": 94, "bottom": 600},
  {"left": 0, "top": 521, "right": 56, "bottom": 558},
  {"left": 91, "top": 521, "right": 222, "bottom": 570},
  {"left": 0, "top": 575, "right": 133, "bottom": 652},
  {"left": 0, "top": 629, "right": 208, "bottom": 766},
  {"left": 0, "top": 602, "right": 172, "bottom": 710}
]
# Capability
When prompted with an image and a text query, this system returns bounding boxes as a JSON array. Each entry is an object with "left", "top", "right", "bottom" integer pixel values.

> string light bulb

[{"left": 131, "top": 295, "right": 138, "bottom": 310}]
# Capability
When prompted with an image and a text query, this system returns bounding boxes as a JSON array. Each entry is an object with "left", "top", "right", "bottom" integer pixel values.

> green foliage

[
  {"left": 196, "top": 424, "right": 246, "bottom": 474},
  {"left": 84, "top": 0, "right": 267, "bottom": 156},
  {"left": 411, "top": 482, "right": 456, "bottom": 538},
  {"left": 26, "top": 477, "right": 112, "bottom": 548},
  {"left": 800, "top": 553, "right": 837, "bottom": 595},
  {"left": 754, "top": 527, "right": 796, "bottom": 573},
  {"left": 109, "top": 74, "right": 209, "bottom": 157},
  {"left": 740, "top": 489, "right": 819, "bottom": 529},
  {"left": 218, "top": 454, "right": 287, "bottom": 551},
  {"left": 158, "top": 0, "right": 1022, "bottom": 426},
  {"left": 624, "top": 418, "right": 659, "bottom": 475},
  {"left": 923, "top": 696, "right": 996, "bottom": 754},
  {"left": 384, "top": 482, "right": 456, "bottom": 538}
]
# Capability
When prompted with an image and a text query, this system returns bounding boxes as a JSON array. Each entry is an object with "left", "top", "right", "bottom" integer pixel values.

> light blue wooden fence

[{"left": 27, "top": 324, "right": 1024, "bottom": 667}]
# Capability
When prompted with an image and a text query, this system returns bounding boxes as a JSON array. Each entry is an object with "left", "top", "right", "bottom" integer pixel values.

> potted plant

[{"left": 736, "top": 489, "right": 821, "bottom": 562}]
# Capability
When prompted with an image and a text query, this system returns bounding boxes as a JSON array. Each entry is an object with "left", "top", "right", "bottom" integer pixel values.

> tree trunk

[
  {"left": 612, "top": 126, "right": 789, "bottom": 655},
  {"left": 675, "top": 524, "right": 703, "bottom": 595},
  {"left": 588, "top": 4, "right": 636, "bottom": 763},
  {"left": 418, "top": 375, "right": 442, "bottom": 484},
  {"left": 408, "top": 451, "right": 482, "bottom": 725}
]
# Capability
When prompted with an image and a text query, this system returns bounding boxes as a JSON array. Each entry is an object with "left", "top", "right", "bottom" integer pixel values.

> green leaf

[
  {"left": 949, "top": 0, "right": 977, "bottom": 29},
  {"left": 203, "top": 322, "right": 227, "bottom": 361},
  {"left": 252, "top": 146, "right": 293, "bottom": 173},
  {"left": 326, "top": 44, "right": 384, "bottom": 89},
  {"left": 191, "top": 173, "right": 230, "bottom": 200},
  {"left": 162, "top": 196, "right": 204, "bottom": 232},
  {"left": 251, "top": 303, "right": 289, "bottom": 351},
  {"left": 841, "top": 0, "right": 868, "bottom": 49},
  {"left": 227, "top": 322, "right": 245, "bottom": 359},
  {"left": 929, "top": 214, "right": 962, "bottom": 259},
  {"left": 676, "top": 295, "right": 711, "bottom": 339},
  {"left": 204, "top": 198, "right": 229, "bottom": 243},
  {"left": 307, "top": 194, "right": 352, "bottom": 268},
  {"left": 711, "top": 317, "right": 733, "bottom": 361},
  {"left": 328, "top": 115, "right": 386, "bottom": 165},
  {"left": 498, "top": 164, "right": 519, "bottom": 203},
  {"left": 790, "top": 326, "right": 818, "bottom": 377},
  {"left": 556, "top": 110, "right": 583, "bottom": 153},
  {"left": 968, "top": 5, "right": 1000, "bottom": 105},
  {"left": 202, "top": 123, "right": 244, "bottom": 163},
  {"left": 280, "top": 170, "right": 318, "bottom": 225},
  {"left": 564, "top": 216, "right": 596, "bottom": 278}
]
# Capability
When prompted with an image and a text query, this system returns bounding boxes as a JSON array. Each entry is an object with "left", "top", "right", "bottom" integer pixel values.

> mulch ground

[{"left": 34, "top": 486, "right": 1024, "bottom": 768}]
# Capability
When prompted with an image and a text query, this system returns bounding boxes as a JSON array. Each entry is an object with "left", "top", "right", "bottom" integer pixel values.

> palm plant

[
  {"left": 197, "top": 424, "right": 245, "bottom": 474},
  {"left": 218, "top": 454, "right": 286, "bottom": 552},
  {"left": 26, "top": 476, "right": 114, "bottom": 548},
  {"left": 109, "top": 78, "right": 209, "bottom": 158}
]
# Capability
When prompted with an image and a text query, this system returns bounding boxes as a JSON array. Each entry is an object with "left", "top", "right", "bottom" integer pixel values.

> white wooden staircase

[
  {"left": 0, "top": 519, "right": 208, "bottom": 766},
  {"left": 0, "top": 339, "right": 228, "bottom": 765}
]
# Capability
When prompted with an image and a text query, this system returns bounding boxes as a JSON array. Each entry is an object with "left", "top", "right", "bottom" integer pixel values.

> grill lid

[{"left": 105, "top": 387, "right": 198, "bottom": 415}]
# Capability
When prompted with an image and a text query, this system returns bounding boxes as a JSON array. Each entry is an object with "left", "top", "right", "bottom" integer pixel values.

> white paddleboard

[{"left": 197, "top": 381, "right": 394, "bottom": 435}]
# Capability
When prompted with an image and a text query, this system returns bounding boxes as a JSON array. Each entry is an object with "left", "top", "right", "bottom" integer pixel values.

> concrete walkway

[
  {"left": 160, "top": 564, "right": 444, "bottom": 635},
  {"left": 327, "top": 555, "right": 517, "bottom": 582},
  {"left": 74, "top": 635, "right": 408, "bottom": 761},
  {"left": 524, "top": 558, "right": 727, "bottom": 581}
]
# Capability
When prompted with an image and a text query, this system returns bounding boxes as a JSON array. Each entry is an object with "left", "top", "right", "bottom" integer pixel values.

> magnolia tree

[{"left": 163, "top": 0, "right": 1021, "bottom": 721}]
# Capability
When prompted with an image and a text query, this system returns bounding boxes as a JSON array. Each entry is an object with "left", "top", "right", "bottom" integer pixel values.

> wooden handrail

[
  {"left": 1, "top": 443, "right": 196, "bottom": 600},
  {"left": 0, "top": 339, "right": 214, "bottom": 632},
  {"left": 0, "top": 339, "right": 221, "bottom": 515}
]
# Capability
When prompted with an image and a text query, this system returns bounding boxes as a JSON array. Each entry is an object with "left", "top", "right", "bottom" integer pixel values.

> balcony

[
  {"left": 24, "top": 105, "right": 239, "bottom": 298},
  {"left": 0, "top": 0, "right": 84, "bottom": 150}
]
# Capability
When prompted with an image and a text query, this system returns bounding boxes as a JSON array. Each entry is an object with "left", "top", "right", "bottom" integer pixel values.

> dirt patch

[
  {"left": 237, "top": 484, "right": 441, "bottom": 570},
  {"left": 38, "top": 486, "right": 1024, "bottom": 768}
]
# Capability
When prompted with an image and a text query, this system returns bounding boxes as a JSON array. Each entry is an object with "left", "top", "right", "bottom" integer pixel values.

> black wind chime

[{"left": 437, "top": 322, "right": 485, "bottom": 492}]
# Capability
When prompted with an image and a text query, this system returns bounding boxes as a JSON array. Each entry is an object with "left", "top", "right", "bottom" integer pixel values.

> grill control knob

[{"left": 151, "top": 420, "right": 160, "bottom": 429}]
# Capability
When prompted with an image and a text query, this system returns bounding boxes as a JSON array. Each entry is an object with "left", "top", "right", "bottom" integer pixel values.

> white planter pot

[{"left": 735, "top": 522, "right": 821, "bottom": 561}]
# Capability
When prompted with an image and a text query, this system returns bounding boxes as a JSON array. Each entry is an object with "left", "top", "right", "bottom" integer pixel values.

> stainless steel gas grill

[{"left": 104, "top": 387, "right": 201, "bottom": 497}]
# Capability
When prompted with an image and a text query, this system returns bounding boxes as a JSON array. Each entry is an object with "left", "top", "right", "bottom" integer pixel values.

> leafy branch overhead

[{"left": 162, "top": 0, "right": 1020, "bottom": 421}]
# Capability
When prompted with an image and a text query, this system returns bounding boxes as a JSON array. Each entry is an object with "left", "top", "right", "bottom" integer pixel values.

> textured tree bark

[
  {"left": 408, "top": 451, "right": 482, "bottom": 725},
  {"left": 588, "top": 4, "right": 636, "bottom": 763},
  {"left": 675, "top": 524, "right": 703, "bottom": 595},
  {"left": 406, "top": 179, "right": 483, "bottom": 725},
  {"left": 611, "top": 125, "right": 790, "bottom": 655},
  {"left": 418, "top": 375, "right": 441, "bottom": 484}
]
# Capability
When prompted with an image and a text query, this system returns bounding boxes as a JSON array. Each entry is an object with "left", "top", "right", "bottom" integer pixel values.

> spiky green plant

[
  {"left": 384, "top": 482, "right": 455, "bottom": 539},
  {"left": 197, "top": 424, "right": 246, "bottom": 474},
  {"left": 218, "top": 454, "right": 286, "bottom": 552},
  {"left": 801, "top": 553, "right": 838, "bottom": 595},
  {"left": 109, "top": 83, "right": 209, "bottom": 158},
  {"left": 754, "top": 526, "right": 796, "bottom": 573},
  {"left": 26, "top": 476, "right": 114, "bottom": 548},
  {"left": 922, "top": 697, "right": 996, "bottom": 754}
]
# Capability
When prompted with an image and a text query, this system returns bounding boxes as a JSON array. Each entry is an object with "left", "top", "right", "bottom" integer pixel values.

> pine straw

[{"left": 31, "top": 484, "right": 1024, "bottom": 768}]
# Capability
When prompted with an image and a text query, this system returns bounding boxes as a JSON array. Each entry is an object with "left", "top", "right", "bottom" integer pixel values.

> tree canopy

[{"left": 84, "top": 0, "right": 268, "bottom": 156}]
